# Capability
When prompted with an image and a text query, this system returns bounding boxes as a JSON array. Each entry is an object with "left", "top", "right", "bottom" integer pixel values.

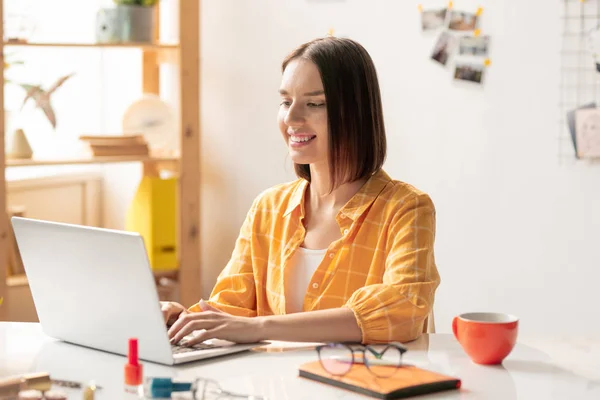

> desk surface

[{"left": 1, "top": 322, "right": 599, "bottom": 399}]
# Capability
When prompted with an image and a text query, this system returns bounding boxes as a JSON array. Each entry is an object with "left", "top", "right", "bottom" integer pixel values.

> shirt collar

[
  {"left": 282, "top": 170, "right": 392, "bottom": 220},
  {"left": 283, "top": 178, "right": 309, "bottom": 217},
  {"left": 338, "top": 169, "right": 392, "bottom": 221}
]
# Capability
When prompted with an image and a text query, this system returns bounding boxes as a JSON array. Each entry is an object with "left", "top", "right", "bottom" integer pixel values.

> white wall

[{"left": 199, "top": 0, "right": 600, "bottom": 336}]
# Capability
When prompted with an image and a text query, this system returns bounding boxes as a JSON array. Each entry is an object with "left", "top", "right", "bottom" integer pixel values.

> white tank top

[{"left": 285, "top": 247, "right": 327, "bottom": 313}]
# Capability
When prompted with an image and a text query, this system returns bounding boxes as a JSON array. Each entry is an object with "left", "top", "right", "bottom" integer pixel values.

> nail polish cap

[{"left": 147, "top": 377, "right": 193, "bottom": 398}]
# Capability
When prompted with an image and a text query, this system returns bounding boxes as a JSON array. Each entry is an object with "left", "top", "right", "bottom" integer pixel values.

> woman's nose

[{"left": 284, "top": 103, "right": 305, "bottom": 127}]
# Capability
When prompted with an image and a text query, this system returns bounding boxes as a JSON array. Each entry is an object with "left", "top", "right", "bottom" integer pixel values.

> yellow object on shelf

[{"left": 126, "top": 175, "right": 178, "bottom": 272}]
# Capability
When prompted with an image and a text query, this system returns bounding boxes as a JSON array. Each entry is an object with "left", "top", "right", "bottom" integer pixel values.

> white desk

[{"left": 1, "top": 322, "right": 599, "bottom": 399}]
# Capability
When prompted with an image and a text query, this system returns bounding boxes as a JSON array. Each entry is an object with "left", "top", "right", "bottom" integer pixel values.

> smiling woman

[
  {"left": 278, "top": 62, "right": 328, "bottom": 171},
  {"left": 162, "top": 36, "right": 441, "bottom": 347}
]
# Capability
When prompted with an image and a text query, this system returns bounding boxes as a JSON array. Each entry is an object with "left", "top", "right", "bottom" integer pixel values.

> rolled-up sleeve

[
  {"left": 188, "top": 197, "right": 260, "bottom": 317},
  {"left": 345, "top": 193, "right": 440, "bottom": 343}
]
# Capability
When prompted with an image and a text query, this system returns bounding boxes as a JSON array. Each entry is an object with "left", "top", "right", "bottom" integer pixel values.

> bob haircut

[{"left": 281, "top": 37, "right": 387, "bottom": 191}]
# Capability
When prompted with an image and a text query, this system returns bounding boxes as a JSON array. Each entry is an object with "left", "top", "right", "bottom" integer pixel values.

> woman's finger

[
  {"left": 162, "top": 303, "right": 181, "bottom": 325},
  {"left": 162, "top": 303, "right": 176, "bottom": 324},
  {"left": 170, "top": 319, "right": 218, "bottom": 345},
  {"left": 167, "top": 311, "right": 189, "bottom": 339},
  {"left": 168, "top": 313, "right": 219, "bottom": 344},
  {"left": 167, "top": 311, "right": 200, "bottom": 339},
  {"left": 162, "top": 306, "right": 170, "bottom": 324},
  {"left": 184, "top": 327, "right": 221, "bottom": 346},
  {"left": 199, "top": 299, "right": 223, "bottom": 313}
]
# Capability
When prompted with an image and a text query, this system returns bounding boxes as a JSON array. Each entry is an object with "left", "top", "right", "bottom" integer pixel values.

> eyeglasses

[{"left": 316, "top": 342, "right": 407, "bottom": 378}]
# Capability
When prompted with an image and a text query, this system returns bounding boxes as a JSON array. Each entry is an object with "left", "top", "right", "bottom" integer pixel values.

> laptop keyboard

[{"left": 171, "top": 342, "right": 218, "bottom": 354}]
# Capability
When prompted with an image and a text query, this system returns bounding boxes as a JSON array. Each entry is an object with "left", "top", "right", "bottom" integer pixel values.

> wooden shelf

[
  {"left": 6, "top": 154, "right": 179, "bottom": 168},
  {"left": 3, "top": 41, "right": 179, "bottom": 50},
  {"left": 6, "top": 274, "right": 28, "bottom": 288}
]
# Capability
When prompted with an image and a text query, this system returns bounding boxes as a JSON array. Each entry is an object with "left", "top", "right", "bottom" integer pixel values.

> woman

[{"left": 163, "top": 36, "right": 440, "bottom": 346}]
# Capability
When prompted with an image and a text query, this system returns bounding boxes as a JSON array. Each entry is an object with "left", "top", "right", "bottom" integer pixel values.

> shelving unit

[
  {"left": 0, "top": 0, "right": 201, "bottom": 320},
  {"left": 3, "top": 41, "right": 179, "bottom": 49}
]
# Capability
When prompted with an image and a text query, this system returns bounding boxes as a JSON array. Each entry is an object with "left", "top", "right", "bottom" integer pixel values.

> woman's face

[{"left": 278, "top": 59, "right": 329, "bottom": 167}]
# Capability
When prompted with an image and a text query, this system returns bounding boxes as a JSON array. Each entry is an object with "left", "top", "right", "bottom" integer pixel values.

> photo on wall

[
  {"left": 421, "top": 8, "right": 447, "bottom": 31},
  {"left": 566, "top": 102, "right": 596, "bottom": 158},
  {"left": 431, "top": 31, "right": 457, "bottom": 66},
  {"left": 459, "top": 35, "right": 490, "bottom": 56},
  {"left": 575, "top": 107, "right": 600, "bottom": 158},
  {"left": 453, "top": 62, "right": 484, "bottom": 84},
  {"left": 586, "top": 24, "right": 600, "bottom": 71},
  {"left": 448, "top": 10, "right": 478, "bottom": 31}
]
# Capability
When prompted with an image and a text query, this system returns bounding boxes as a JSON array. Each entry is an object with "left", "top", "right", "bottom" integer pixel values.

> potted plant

[
  {"left": 96, "top": 0, "right": 158, "bottom": 44},
  {"left": 115, "top": 0, "right": 157, "bottom": 43}
]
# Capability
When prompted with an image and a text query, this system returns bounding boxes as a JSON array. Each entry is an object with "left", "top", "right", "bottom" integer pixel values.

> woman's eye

[
  {"left": 308, "top": 102, "right": 325, "bottom": 108},
  {"left": 280, "top": 101, "right": 291, "bottom": 107}
]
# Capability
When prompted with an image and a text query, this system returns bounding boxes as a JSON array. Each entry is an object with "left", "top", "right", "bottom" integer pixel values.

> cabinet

[{"left": 0, "top": 0, "right": 201, "bottom": 320}]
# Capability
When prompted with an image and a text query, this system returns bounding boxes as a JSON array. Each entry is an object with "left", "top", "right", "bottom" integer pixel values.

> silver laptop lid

[{"left": 11, "top": 217, "right": 174, "bottom": 365}]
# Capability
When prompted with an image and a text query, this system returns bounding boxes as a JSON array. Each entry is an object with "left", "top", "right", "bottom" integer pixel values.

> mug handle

[{"left": 452, "top": 316, "right": 459, "bottom": 341}]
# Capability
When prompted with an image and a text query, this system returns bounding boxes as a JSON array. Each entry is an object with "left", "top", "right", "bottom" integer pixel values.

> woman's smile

[{"left": 288, "top": 132, "right": 317, "bottom": 147}]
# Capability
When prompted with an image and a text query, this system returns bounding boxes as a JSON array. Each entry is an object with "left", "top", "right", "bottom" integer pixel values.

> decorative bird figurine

[{"left": 19, "top": 72, "right": 75, "bottom": 129}]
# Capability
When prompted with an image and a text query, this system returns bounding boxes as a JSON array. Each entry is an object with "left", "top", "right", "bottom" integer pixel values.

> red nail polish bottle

[{"left": 124, "top": 338, "right": 143, "bottom": 394}]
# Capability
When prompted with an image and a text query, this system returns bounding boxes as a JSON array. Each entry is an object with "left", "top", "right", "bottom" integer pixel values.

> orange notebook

[{"left": 299, "top": 360, "right": 461, "bottom": 399}]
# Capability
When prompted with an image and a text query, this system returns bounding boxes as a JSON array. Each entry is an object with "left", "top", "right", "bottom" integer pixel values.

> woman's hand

[
  {"left": 167, "top": 300, "right": 263, "bottom": 345},
  {"left": 166, "top": 300, "right": 361, "bottom": 346},
  {"left": 160, "top": 301, "right": 189, "bottom": 326}
]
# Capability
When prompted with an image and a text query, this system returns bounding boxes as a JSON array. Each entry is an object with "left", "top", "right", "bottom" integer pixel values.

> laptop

[{"left": 11, "top": 217, "right": 262, "bottom": 365}]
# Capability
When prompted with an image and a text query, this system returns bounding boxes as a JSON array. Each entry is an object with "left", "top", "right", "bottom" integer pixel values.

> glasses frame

[{"left": 315, "top": 342, "right": 408, "bottom": 377}]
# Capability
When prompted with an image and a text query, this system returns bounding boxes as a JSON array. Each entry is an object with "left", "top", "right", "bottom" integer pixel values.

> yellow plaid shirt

[{"left": 189, "top": 169, "right": 440, "bottom": 343}]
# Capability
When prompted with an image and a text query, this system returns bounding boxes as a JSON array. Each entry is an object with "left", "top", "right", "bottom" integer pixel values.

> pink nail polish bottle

[{"left": 124, "top": 338, "right": 143, "bottom": 394}]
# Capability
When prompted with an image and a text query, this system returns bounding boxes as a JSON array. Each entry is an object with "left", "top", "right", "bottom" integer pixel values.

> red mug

[{"left": 452, "top": 312, "right": 519, "bottom": 365}]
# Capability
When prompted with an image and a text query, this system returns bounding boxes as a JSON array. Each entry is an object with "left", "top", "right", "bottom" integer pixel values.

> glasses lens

[
  {"left": 318, "top": 343, "right": 354, "bottom": 376},
  {"left": 364, "top": 344, "right": 402, "bottom": 378}
]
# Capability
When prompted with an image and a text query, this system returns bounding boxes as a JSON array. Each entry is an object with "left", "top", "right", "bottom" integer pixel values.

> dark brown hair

[{"left": 282, "top": 36, "right": 387, "bottom": 191}]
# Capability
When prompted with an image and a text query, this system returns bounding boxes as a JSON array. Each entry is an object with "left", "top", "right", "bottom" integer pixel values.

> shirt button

[
  {"left": 329, "top": 253, "right": 334, "bottom": 259},
  {"left": 343, "top": 229, "right": 349, "bottom": 235},
  {"left": 312, "top": 283, "right": 319, "bottom": 289}
]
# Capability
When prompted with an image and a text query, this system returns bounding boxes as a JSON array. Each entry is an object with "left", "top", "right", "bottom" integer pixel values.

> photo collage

[
  {"left": 562, "top": 25, "right": 600, "bottom": 160},
  {"left": 421, "top": 5, "right": 489, "bottom": 85}
]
